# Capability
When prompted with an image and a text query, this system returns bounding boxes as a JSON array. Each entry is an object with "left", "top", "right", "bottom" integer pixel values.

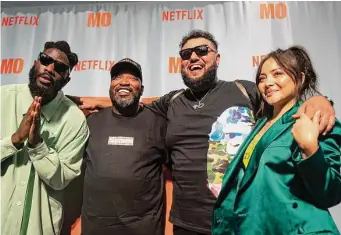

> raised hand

[
  {"left": 292, "top": 111, "right": 320, "bottom": 159},
  {"left": 11, "top": 100, "right": 36, "bottom": 147},
  {"left": 28, "top": 96, "right": 43, "bottom": 147},
  {"left": 294, "top": 96, "right": 335, "bottom": 136}
]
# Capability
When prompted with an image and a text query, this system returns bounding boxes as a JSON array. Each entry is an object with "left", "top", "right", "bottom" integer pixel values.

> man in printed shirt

[{"left": 0, "top": 41, "right": 89, "bottom": 235}]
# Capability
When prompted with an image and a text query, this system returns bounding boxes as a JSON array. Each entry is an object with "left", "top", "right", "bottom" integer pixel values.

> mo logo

[
  {"left": 87, "top": 12, "right": 112, "bottom": 27},
  {"left": 260, "top": 3, "right": 287, "bottom": 20}
]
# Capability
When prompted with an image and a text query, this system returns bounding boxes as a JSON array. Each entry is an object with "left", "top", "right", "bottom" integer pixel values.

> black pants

[{"left": 173, "top": 225, "right": 208, "bottom": 235}]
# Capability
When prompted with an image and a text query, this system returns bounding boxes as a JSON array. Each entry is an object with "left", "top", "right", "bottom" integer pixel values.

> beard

[
  {"left": 109, "top": 89, "right": 142, "bottom": 110},
  {"left": 28, "top": 65, "right": 61, "bottom": 104},
  {"left": 181, "top": 64, "right": 218, "bottom": 92}
]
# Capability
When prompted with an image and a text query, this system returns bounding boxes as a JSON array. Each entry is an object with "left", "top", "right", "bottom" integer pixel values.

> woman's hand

[{"left": 292, "top": 111, "right": 321, "bottom": 159}]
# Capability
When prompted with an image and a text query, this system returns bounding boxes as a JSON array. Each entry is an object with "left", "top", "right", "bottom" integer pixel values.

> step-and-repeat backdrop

[{"left": 1, "top": 1, "right": 341, "bottom": 229}]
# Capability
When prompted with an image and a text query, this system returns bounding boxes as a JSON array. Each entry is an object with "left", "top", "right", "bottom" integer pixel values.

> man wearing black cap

[{"left": 81, "top": 58, "right": 168, "bottom": 235}]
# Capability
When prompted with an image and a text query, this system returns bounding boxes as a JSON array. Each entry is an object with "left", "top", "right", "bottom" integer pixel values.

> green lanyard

[{"left": 20, "top": 164, "right": 35, "bottom": 235}]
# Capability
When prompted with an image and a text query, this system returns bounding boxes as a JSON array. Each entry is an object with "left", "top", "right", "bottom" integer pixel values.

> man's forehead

[
  {"left": 43, "top": 48, "right": 69, "bottom": 64},
  {"left": 182, "top": 38, "right": 214, "bottom": 49}
]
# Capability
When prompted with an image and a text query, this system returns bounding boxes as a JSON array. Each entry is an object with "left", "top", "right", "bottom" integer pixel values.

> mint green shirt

[{"left": 1, "top": 84, "right": 89, "bottom": 235}]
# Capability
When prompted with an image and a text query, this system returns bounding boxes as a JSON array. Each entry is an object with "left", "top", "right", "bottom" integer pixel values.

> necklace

[{"left": 189, "top": 88, "right": 212, "bottom": 109}]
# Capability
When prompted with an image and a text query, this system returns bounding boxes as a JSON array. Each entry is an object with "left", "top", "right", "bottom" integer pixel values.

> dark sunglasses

[
  {"left": 179, "top": 45, "right": 216, "bottom": 60},
  {"left": 38, "top": 52, "right": 70, "bottom": 74}
]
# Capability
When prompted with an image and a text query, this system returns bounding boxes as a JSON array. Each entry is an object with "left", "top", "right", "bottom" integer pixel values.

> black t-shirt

[
  {"left": 82, "top": 106, "right": 167, "bottom": 235},
  {"left": 147, "top": 80, "right": 259, "bottom": 234}
]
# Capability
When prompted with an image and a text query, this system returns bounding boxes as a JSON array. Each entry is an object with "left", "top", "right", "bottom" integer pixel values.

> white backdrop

[{"left": 1, "top": 1, "right": 341, "bottom": 229}]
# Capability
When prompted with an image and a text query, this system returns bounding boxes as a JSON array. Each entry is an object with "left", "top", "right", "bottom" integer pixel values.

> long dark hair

[{"left": 255, "top": 45, "right": 321, "bottom": 118}]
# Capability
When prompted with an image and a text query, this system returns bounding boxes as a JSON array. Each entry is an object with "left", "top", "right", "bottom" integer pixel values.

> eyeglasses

[
  {"left": 38, "top": 52, "right": 70, "bottom": 74},
  {"left": 179, "top": 45, "right": 216, "bottom": 60}
]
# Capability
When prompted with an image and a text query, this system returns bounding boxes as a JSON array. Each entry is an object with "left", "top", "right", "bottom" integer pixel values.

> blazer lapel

[
  {"left": 237, "top": 102, "right": 301, "bottom": 193},
  {"left": 216, "top": 118, "right": 267, "bottom": 205}
]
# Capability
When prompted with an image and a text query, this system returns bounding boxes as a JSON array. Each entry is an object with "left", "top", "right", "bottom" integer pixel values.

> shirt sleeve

[
  {"left": 0, "top": 136, "right": 21, "bottom": 162},
  {"left": 0, "top": 85, "right": 23, "bottom": 162},
  {"left": 27, "top": 118, "right": 89, "bottom": 190},
  {"left": 146, "top": 89, "right": 185, "bottom": 119},
  {"left": 292, "top": 119, "right": 341, "bottom": 208},
  {"left": 159, "top": 114, "right": 169, "bottom": 166}
]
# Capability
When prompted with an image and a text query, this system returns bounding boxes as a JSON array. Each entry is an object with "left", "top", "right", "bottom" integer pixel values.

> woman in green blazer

[{"left": 212, "top": 46, "right": 341, "bottom": 235}]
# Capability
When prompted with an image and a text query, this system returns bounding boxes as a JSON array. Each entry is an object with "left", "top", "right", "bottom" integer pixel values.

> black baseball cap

[{"left": 110, "top": 58, "right": 143, "bottom": 82}]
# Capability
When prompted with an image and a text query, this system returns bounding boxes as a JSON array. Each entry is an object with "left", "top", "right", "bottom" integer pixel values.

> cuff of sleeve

[
  {"left": 2, "top": 136, "right": 20, "bottom": 155},
  {"left": 293, "top": 146, "right": 328, "bottom": 174},
  {"left": 27, "top": 141, "right": 49, "bottom": 161}
]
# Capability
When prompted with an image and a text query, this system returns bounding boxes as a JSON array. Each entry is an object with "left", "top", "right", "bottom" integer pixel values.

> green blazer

[{"left": 213, "top": 102, "right": 341, "bottom": 235}]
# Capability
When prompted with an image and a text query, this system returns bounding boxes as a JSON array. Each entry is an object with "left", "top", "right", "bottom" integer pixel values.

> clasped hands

[{"left": 11, "top": 96, "right": 43, "bottom": 149}]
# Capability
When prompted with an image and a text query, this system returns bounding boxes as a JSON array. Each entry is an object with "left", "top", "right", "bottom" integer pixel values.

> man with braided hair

[{"left": 1, "top": 41, "right": 89, "bottom": 235}]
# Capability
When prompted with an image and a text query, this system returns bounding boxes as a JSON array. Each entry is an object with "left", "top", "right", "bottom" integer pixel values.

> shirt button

[
  {"left": 292, "top": 202, "right": 298, "bottom": 209},
  {"left": 16, "top": 201, "right": 22, "bottom": 206},
  {"left": 20, "top": 181, "right": 26, "bottom": 186}
]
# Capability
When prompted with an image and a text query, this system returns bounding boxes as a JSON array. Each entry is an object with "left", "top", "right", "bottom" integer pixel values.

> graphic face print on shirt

[{"left": 207, "top": 106, "right": 255, "bottom": 197}]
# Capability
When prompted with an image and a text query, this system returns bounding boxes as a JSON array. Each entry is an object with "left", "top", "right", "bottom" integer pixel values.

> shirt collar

[
  {"left": 281, "top": 100, "right": 303, "bottom": 124},
  {"left": 22, "top": 84, "right": 63, "bottom": 122}
]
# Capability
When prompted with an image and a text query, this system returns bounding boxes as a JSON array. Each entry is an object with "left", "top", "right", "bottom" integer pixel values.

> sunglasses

[
  {"left": 38, "top": 52, "right": 70, "bottom": 74},
  {"left": 179, "top": 45, "right": 216, "bottom": 60}
]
